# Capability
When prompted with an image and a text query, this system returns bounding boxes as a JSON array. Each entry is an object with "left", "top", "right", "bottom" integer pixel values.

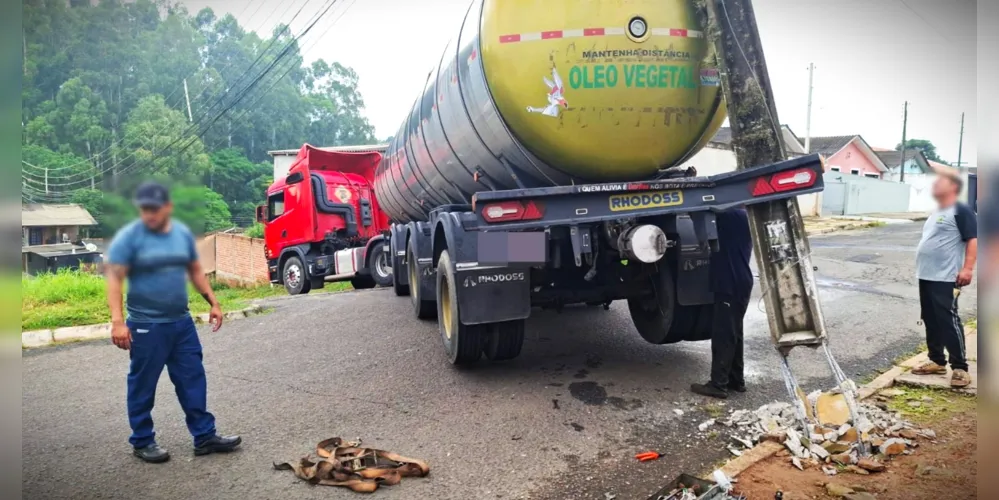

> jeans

[{"left": 126, "top": 316, "right": 216, "bottom": 448}]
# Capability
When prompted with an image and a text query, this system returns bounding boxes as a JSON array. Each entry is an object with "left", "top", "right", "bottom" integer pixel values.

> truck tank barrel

[{"left": 374, "top": 0, "right": 727, "bottom": 223}]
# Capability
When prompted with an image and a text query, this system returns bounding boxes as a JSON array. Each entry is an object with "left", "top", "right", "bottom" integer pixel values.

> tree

[
  {"left": 121, "top": 94, "right": 211, "bottom": 182},
  {"left": 171, "top": 185, "right": 233, "bottom": 234},
  {"left": 68, "top": 189, "right": 134, "bottom": 238},
  {"left": 895, "top": 139, "right": 942, "bottom": 163},
  {"left": 208, "top": 148, "right": 271, "bottom": 223},
  {"left": 21, "top": 0, "right": 377, "bottom": 209}
]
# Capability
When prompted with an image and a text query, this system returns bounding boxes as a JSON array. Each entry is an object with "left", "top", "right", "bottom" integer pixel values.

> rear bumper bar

[{"left": 463, "top": 154, "right": 824, "bottom": 232}]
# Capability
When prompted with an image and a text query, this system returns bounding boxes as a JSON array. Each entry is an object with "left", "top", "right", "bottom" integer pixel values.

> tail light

[
  {"left": 750, "top": 168, "right": 817, "bottom": 196},
  {"left": 481, "top": 200, "right": 545, "bottom": 223}
]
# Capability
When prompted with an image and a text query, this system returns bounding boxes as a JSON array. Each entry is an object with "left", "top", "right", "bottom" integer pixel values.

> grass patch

[
  {"left": 21, "top": 270, "right": 287, "bottom": 331},
  {"left": 882, "top": 386, "right": 976, "bottom": 421},
  {"left": 703, "top": 403, "right": 725, "bottom": 419},
  {"left": 0, "top": 274, "right": 21, "bottom": 336}
]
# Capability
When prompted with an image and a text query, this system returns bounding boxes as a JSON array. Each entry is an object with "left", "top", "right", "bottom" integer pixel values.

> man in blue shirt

[
  {"left": 691, "top": 208, "right": 754, "bottom": 399},
  {"left": 106, "top": 181, "right": 241, "bottom": 463}
]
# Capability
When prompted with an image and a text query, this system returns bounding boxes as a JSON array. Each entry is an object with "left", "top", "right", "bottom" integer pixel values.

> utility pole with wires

[
  {"left": 698, "top": 0, "right": 863, "bottom": 444},
  {"left": 183, "top": 78, "right": 194, "bottom": 122},
  {"left": 956, "top": 112, "right": 965, "bottom": 170},
  {"left": 804, "top": 62, "right": 814, "bottom": 153},
  {"left": 899, "top": 101, "right": 908, "bottom": 183}
]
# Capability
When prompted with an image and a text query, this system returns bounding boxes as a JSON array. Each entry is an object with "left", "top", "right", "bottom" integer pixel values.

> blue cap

[{"left": 133, "top": 181, "right": 170, "bottom": 208}]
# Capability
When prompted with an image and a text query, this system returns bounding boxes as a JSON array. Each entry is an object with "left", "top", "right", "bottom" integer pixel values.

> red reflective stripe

[
  {"left": 499, "top": 34, "right": 521, "bottom": 43},
  {"left": 584, "top": 27, "right": 605, "bottom": 36},
  {"left": 670, "top": 28, "right": 688, "bottom": 37},
  {"left": 541, "top": 30, "right": 563, "bottom": 39}
]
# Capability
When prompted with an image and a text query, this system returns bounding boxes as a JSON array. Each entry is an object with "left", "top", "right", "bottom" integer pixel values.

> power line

[
  {"left": 23, "top": 0, "right": 349, "bottom": 202},
  {"left": 202, "top": 0, "right": 359, "bottom": 154},
  {"left": 24, "top": 0, "right": 271, "bottom": 175},
  {"left": 22, "top": 0, "right": 312, "bottom": 181},
  {"left": 896, "top": 0, "right": 951, "bottom": 42},
  {"left": 111, "top": 0, "right": 340, "bottom": 181}
]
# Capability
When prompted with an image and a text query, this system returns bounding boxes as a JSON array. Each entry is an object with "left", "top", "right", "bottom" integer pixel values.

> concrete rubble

[{"left": 705, "top": 390, "right": 933, "bottom": 475}]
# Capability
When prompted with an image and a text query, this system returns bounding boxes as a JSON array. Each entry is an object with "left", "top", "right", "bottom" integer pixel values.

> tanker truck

[{"left": 266, "top": 0, "right": 826, "bottom": 365}]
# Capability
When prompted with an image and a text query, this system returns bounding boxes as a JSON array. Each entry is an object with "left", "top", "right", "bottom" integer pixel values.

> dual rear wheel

[{"left": 436, "top": 250, "right": 525, "bottom": 365}]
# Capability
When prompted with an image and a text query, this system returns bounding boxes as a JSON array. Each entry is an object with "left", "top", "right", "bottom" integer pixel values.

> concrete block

[
  {"left": 52, "top": 323, "right": 111, "bottom": 343},
  {"left": 22, "top": 329, "right": 54, "bottom": 348}
]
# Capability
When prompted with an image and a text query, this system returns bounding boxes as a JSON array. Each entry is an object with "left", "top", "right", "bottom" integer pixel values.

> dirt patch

[{"left": 732, "top": 389, "right": 976, "bottom": 500}]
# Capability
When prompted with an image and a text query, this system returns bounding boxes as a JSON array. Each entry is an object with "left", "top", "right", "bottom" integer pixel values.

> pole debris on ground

[{"left": 698, "top": 395, "right": 934, "bottom": 475}]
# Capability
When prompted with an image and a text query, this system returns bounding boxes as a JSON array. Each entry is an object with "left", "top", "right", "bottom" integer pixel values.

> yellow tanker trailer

[{"left": 376, "top": 0, "right": 825, "bottom": 365}]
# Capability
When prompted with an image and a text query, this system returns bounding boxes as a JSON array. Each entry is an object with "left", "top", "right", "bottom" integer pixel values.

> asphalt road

[{"left": 22, "top": 223, "right": 977, "bottom": 500}]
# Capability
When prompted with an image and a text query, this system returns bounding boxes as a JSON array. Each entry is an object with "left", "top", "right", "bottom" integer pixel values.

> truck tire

[
  {"left": 627, "top": 266, "right": 676, "bottom": 344},
  {"left": 350, "top": 276, "right": 376, "bottom": 290},
  {"left": 282, "top": 256, "right": 311, "bottom": 295},
  {"left": 437, "top": 250, "right": 486, "bottom": 365},
  {"left": 483, "top": 320, "right": 525, "bottom": 361},
  {"left": 369, "top": 242, "right": 393, "bottom": 287},
  {"left": 407, "top": 242, "right": 436, "bottom": 319}
]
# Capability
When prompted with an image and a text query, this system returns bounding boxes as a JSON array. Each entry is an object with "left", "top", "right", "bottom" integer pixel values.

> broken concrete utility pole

[{"left": 694, "top": 0, "right": 864, "bottom": 446}]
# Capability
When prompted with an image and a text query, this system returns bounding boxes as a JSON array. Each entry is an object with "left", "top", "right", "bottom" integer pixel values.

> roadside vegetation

[{"left": 21, "top": 270, "right": 287, "bottom": 331}]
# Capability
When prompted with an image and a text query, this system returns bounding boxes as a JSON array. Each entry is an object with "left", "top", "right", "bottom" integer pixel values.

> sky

[{"left": 183, "top": 0, "right": 978, "bottom": 165}]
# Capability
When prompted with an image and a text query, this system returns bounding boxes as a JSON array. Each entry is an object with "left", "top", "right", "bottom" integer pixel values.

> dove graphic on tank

[{"left": 526, "top": 68, "right": 568, "bottom": 118}]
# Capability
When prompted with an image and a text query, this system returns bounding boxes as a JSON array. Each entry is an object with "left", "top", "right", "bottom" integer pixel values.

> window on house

[
  {"left": 267, "top": 191, "right": 286, "bottom": 221},
  {"left": 850, "top": 169, "right": 861, "bottom": 175},
  {"left": 864, "top": 173, "right": 880, "bottom": 179},
  {"left": 830, "top": 166, "right": 841, "bottom": 172}
]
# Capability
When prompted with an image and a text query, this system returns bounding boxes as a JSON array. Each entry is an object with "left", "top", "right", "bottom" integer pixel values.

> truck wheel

[
  {"left": 369, "top": 242, "right": 393, "bottom": 287},
  {"left": 282, "top": 256, "right": 311, "bottom": 295},
  {"left": 483, "top": 320, "right": 525, "bottom": 361},
  {"left": 437, "top": 250, "right": 485, "bottom": 365},
  {"left": 407, "top": 242, "right": 436, "bottom": 319},
  {"left": 350, "top": 276, "right": 376, "bottom": 290},
  {"left": 627, "top": 266, "right": 676, "bottom": 344}
]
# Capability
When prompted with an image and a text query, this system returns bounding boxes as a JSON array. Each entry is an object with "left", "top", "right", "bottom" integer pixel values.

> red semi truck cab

[{"left": 257, "top": 144, "right": 393, "bottom": 294}]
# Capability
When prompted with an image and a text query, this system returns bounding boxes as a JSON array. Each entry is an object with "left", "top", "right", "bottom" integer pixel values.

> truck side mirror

[
  {"left": 286, "top": 172, "right": 305, "bottom": 185},
  {"left": 255, "top": 205, "right": 267, "bottom": 223}
]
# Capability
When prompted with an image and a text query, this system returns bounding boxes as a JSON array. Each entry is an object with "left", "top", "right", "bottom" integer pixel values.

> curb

[
  {"left": 21, "top": 305, "right": 265, "bottom": 349},
  {"left": 713, "top": 327, "right": 976, "bottom": 480},
  {"left": 805, "top": 221, "right": 881, "bottom": 236}
]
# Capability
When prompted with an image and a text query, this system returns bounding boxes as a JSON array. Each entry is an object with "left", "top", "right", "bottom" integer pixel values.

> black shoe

[
  {"left": 133, "top": 443, "right": 170, "bottom": 463},
  {"left": 194, "top": 434, "right": 242, "bottom": 456},
  {"left": 727, "top": 381, "right": 747, "bottom": 393},
  {"left": 691, "top": 382, "right": 728, "bottom": 399}
]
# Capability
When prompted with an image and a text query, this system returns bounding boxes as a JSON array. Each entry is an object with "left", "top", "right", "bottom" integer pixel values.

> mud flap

[
  {"left": 456, "top": 267, "right": 531, "bottom": 325},
  {"left": 667, "top": 212, "right": 717, "bottom": 306}
]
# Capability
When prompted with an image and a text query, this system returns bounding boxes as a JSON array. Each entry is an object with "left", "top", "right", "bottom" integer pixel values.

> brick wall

[{"left": 201, "top": 232, "right": 269, "bottom": 284}]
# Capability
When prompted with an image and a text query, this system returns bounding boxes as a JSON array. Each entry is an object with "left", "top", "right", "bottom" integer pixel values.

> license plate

[{"left": 609, "top": 190, "right": 684, "bottom": 212}]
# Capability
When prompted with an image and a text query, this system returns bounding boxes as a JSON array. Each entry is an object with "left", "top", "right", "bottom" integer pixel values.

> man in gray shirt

[{"left": 911, "top": 173, "right": 977, "bottom": 387}]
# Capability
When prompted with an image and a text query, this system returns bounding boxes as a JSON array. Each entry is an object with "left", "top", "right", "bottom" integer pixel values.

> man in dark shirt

[
  {"left": 909, "top": 173, "right": 977, "bottom": 388},
  {"left": 691, "top": 208, "right": 754, "bottom": 399}
]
